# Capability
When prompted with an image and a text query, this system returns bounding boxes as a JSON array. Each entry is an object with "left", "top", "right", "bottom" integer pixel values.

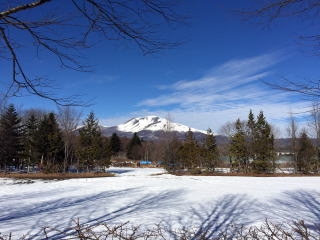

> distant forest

[{"left": 0, "top": 104, "right": 319, "bottom": 174}]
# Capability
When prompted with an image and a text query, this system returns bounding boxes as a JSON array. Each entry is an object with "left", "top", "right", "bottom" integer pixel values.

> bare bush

[{"left": 1, "top": 218, "right": 320, "bottom": 240}]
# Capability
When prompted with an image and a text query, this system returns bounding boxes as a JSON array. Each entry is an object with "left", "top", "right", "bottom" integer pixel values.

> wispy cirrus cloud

[
  {"left": 132, "top": 52, "right": 310, "bottom": 135},
  {"left": 138, "top": 52, "right": 288, "bottom": 111},
  {"left": 100, "top": 52, "right": 310, "bottom": 137}
]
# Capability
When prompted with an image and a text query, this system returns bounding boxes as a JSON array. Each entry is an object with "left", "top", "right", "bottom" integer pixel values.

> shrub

[{"left": 1, "top": 219, "right": 319, "bottom": 240}]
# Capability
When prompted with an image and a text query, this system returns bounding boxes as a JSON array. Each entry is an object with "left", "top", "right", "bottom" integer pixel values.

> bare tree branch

[
  {"left": 240, "top": 0, "right": 320, "bottom": 55},
  {"left": 264, "top": 78, "right": 320, "bottom": 101},
  {"left": 240, "top": 1, "right": 320, "bottom": 105},
  {"left": 0, "top": 0, "right": 52, "bottom": 19},
  {"left": 0, "top": 25, "right": 85, "bottom": 106},
  {"left": 0, "top": 0, "right": 184, "bottom": 106}
]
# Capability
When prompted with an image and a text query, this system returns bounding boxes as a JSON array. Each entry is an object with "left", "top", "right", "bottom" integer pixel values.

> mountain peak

[{"left": 117, "top": 116, "right": 205, "bottom": 134}]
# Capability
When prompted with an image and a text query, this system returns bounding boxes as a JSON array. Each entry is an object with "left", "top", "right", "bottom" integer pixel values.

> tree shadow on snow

[
  {"left": 1, "top": 188, "right": 136, "bottom": 239},
  {"left": 19, "top": 188, "right": 183, "bottom": 239},
  {"left": 269, "top": 189, "right": 320, "bottom": 229},
  {"left": 164, "top": 194, "right": 259, "bottom": 240},
  {"left": 7, "top": 187, "right": 319, "bottom": 239},
  {"left": 0, "top": 188, "right": 135, "bottom": 222}
]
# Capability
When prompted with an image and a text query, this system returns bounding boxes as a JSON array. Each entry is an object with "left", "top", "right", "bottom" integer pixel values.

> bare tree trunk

[
  {"left": 287, "top": 113, "right": 298, "bottom": 173},
  {"left": 57, "top": 106, "right": 81, "bottom": 173}
]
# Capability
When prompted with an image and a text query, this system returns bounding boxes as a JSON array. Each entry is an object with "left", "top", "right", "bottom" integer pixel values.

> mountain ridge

[
  {"left": 116, "top": 116, "right": 206, "bottom": 134},
  {"left": 101, "top": 115, "right": 207, "bottom": 140},
  {"left": 99, "top": 116, "right": 291, "bottom": 150}
]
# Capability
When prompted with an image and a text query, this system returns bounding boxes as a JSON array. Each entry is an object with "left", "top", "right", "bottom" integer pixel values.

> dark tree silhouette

[
  {"left": 109, "top": 133, "right": 121, "bottom": 155},
  {"left": 127, "top": 132, "right": 142, "bottom": 160},
  {"left": 0, "top": 104, "right": 23, "bottom": 171}
]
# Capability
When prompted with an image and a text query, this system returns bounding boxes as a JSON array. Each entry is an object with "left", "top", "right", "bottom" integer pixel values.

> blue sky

[{"left": 6, "top": 1, "right": 320, "bottom": 136}]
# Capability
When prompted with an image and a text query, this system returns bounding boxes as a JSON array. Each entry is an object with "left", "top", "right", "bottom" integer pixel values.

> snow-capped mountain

[
  {"left": 101, "top": 116, "right": 207, "bottom": 140},
  {"left": 117, "top": 116, "right": 206, "bottom": 134}
]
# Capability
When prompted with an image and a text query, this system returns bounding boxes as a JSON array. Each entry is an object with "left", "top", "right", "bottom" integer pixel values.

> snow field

[{"left": 0, "top": 167, "right": 319, "bottom": 239}]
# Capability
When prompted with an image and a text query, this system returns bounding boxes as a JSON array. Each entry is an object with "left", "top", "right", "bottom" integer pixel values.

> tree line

[
  {"left": 160, "top": 110, "right": 275, "bottom": 174},
  {"left": 221, "top": 110, "right": 319, "bottom": 174},
  {"left": 162, "top": 110, "right": 319, "bottom": 174},
  {"left": 0, "top": 103, "right": 218, "bottom": 173},
  {"left": 0, "top": 104, "right": 319, "bottom": 174},
  {"left": 0, "top": 105, "right": 121, "bottom": 173}
]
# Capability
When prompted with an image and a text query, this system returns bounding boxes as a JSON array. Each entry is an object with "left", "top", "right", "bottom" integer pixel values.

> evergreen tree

[
  {"left": 127, "top": 133, "right": 142, "bottom": 160},
  {"left": 36, "top": 112, "right": 64, "bottom": 171},
  {"left": 78, "top": 112, "right": 109, "bottom": 170},
  {"left": 297, "top": 130, "right": 315, "bottom": 173},
  {"left": 23, "top": 114, "right": 40, "bottom": 170},
  {"left": 36, "top": 115, "right": 50, "bottom": 166},
  {"left": 203, "top": 128, "right": 218, "bottom": 171},
  {"left": 110, "top": 133, "right": 121, "bottom": 155},
  {"left": 252, "top": 111, "right": 275, "bottom": 173},
  {"left": 0, "top": 104, "right": 23, "bottom": 171},
  {"left": 229, "top": 119, "right": 248, "bottom": 172},
  {"left": 246, "top": 109, "right": 255, "bottom": 163},
  {"left": 177, "top": 129, "right": 199, "bottom": 170},
  {"left": 96, "top": 136, "right": 112, "bottom": 169},
  {"left": 48, "top": 113, "right": 64, "bottom": 169}
]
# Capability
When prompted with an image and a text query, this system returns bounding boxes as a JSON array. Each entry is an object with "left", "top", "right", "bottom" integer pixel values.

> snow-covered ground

[{"left": 0, "top": 167, "right": 320, "bottom": 239}]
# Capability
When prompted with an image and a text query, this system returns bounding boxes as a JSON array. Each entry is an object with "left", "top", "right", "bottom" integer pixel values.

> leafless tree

[
  {"left": 219, "top": 120, "right": 246, "bottom": 137},
  {"left": 0, "top": 0, "right": 183, "bottom": 105},
  {"left": 161, "top": 113, "right": 181, "bottom": 171},
  {"left": 287, "top": 112, "right": 299, "bottom": 172},
  {"left": 57, "top": 106, "right": 82, "bottom": 172}
]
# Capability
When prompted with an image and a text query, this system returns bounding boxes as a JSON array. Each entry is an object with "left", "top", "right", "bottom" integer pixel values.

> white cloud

[
  {"left": 103, "top": 52, "right": 312, "bottom": 137},
  {"left": 100, "top": 100, "right": 311, "bottom": 138},
  {"left": 137, "top": 52, "right": 287, "bottom": 110}
]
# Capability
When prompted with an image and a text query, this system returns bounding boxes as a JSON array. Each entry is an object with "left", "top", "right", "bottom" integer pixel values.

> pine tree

[
  {"left": 127, "top": 133, "right": 142, "bottom": 160},
  {"left": 229, "top": 119, "right": 248, "bottom": 172},
  {"left": 79, "top": 112, "right": 101, "bottom": 145},
  {"left": 36, "top": 114, "right": 51, "bottom": 167},
  {"left": 100, "top": 136, "right": 112, "bottom": 165},
  {"left": 177, "top": 129, "right": 199, "bottom": 170},
  {"left": 0, "top": 104, "right": 23, "bottom": 171},
  {"left": 110, "top": 133, "right": 121, "bottom": 155},
  {"left": 246, "top": 110, "right": 255, "bottom": 164},
  {"left": 36, "top": 112, "right": 64, "bottom": 171},
  {"left": 297, "top": 130, "right": 315, "bottom": 173},
  {"left": 78, "top": 112, "right": 109, "bottom": 171},
  {"left": 203, "top": 128, "right": 218, "bottom": 171},
  {"left": 252, "top": 111, "right": 275, "bottom": 173},
  {"left": 23, "top": 114, "right": 40, "bottom": 171},
  {"left": 47, "top": 113, "right": 64, "bottom": 166}
]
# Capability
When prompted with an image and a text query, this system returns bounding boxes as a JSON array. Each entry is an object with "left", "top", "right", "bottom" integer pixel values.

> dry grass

[{"left": 0, "top": 172, "right": 114, "bottom": 180}]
